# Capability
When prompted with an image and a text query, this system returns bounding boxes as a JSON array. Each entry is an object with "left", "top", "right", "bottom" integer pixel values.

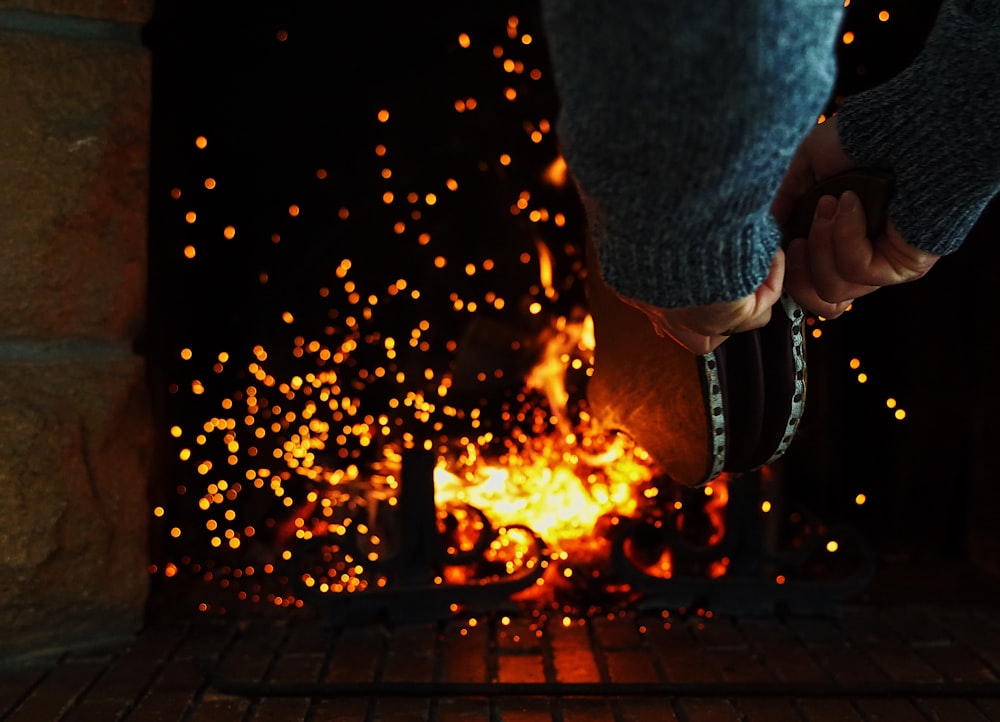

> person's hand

[
  {"left": 772, "top": 117, "right": 939, "bottom": 318},
  {"left": 616, "top": 248, "right": 786, "bottom": 355},
  {"left": 583, "top": 234, "right": 786, "bottom": 484},
  {"left": 583, "top": 228, "right": 784, "bottom": 356}
]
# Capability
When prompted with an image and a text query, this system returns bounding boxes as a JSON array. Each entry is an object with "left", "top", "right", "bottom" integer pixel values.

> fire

[
  {"left": 433, "top": 423, "right": 643, "bottom": 546},
  {"left": 434, "top": 313, "right": 650, "bottom": 548},
  {"left": 154, "top": 8, "right": 740, "bottom": 617},
  {"left": 702, "top": 479, "right": 729, "bottom": 547},
  {"left": 160, "top": 224, "right": 732, "bottom": 613}
]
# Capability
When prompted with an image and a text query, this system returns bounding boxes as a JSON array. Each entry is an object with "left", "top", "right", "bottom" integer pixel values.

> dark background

[{"left": 142, "top": 0, "right": 1000, "bottom": 605}]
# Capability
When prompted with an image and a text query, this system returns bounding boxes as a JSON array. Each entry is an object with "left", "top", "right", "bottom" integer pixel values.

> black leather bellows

[{"left": 586, "top": 168, "right": 894, "bottom": 485}]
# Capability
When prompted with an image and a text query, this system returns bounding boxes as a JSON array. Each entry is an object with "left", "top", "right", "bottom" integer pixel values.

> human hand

[
  {"left": 617, "top": 248, "right": 786, "bottom": 355},
  {"left": 772, "top": 117, "right": 939, "bottom": 317},
  {"left": 583, "top": 234, "right": 791, "bottom": 485},
  {"left": 584, "top": 235, "right": 785, "bottom": 485}
]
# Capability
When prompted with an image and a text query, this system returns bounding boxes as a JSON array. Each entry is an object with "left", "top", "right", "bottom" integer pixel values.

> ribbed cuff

[{"left": 837, "top": 0, "right": 1000, "bottom": 256}]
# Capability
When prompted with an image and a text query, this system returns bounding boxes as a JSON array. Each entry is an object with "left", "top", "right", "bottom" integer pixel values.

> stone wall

[{"left": 0, "top": 0, "right": 153, "bottom": 662}]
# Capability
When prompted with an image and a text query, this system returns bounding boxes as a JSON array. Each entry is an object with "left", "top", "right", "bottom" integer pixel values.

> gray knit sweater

[{"left": 541, "top": 0, "right": 1000, "bottom": 308}]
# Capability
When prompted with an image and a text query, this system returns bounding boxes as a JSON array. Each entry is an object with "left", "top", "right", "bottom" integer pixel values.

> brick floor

[{"left": 5, "top": 599, "right": 1000, "bottom": 722}]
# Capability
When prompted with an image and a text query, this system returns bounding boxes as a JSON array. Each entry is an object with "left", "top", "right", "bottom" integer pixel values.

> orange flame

[{"left": 436, "top": 312, "right": 652, "bottom": 548}]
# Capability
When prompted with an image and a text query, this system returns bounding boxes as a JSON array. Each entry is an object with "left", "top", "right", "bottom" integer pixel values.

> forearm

[
  {"left": 837, "top": 0, "right": 1000, "bottom": 256},
  {"left": 542, "top": 0, "right": 844, "bottom": 307}
]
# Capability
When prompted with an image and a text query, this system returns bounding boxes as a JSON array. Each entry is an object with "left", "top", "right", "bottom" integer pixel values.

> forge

[{"left": 3, "top": 0, "right": 1000, "bottom": 680}]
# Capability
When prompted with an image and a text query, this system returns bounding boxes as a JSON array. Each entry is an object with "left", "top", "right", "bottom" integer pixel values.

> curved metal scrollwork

[{"left": 289, "top": 450, "right": 549, "bottom": 624}]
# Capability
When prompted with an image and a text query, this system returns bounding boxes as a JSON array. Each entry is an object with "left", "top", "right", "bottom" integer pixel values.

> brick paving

[{"left": 5, "top": 597, "right": 1000, "bottom": 722}]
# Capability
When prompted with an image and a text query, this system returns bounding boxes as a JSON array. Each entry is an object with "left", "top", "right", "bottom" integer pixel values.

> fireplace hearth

[
  {"left": 8, "top": 589, "right": 1000, "bottom": 720},
  {"left": 3, "top": 0, "right": 999, "bottom": 677},
  {"left": 133, "top": 1, "right": 1000, "bottom": 652},
  {"left": 143, "top": 0, "right": 906, "bottom": 627}
]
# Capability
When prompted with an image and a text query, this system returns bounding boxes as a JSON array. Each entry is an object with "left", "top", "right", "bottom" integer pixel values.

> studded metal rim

[
  {"left": 700, "top": 351, "right": 726, "bottom": 484},
  {"left": 763, "top": 294, "right": 807, "bottom": 467}
]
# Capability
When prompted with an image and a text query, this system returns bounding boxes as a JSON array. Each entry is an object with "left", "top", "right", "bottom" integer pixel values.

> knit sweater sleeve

[
  {"left": 541, "top": 0, "right": 845, "bottom": 308},
  {"left": 837, "top": 0, "right": 1000, "bottom": 256}
]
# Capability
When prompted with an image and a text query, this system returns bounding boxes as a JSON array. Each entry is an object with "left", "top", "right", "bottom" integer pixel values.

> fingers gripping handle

[{"left": 782, "top": 168, "right": 895, "bottom": 243}]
